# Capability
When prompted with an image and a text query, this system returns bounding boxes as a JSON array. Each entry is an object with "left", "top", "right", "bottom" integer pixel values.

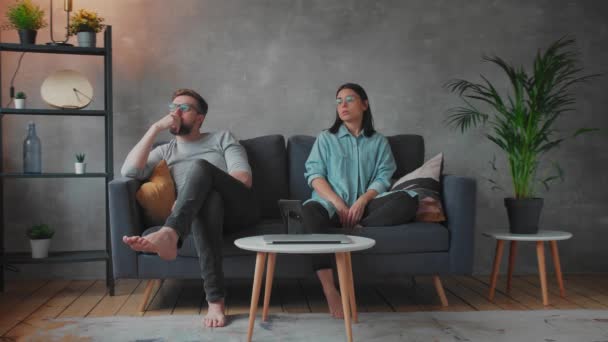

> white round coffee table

[
  {"left": 483, "top": 230, "right": 573, "bottom": 306},
  {"left": 235, "top": 235, "right": 375, "bottom": 342}
]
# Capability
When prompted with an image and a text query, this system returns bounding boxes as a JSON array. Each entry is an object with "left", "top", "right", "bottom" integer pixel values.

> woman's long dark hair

[{"left": 329, "top": 83, "right": 376, "bottom": 137}]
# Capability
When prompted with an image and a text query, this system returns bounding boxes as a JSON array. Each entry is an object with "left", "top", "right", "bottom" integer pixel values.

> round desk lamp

[{"left": 40, "top": 69, "right": 93, "bottom": 109}]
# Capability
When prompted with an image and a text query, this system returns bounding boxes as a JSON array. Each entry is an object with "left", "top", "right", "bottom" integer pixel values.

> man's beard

[{"left": 171, "top": 122, "right": 193, "bottom": 136}]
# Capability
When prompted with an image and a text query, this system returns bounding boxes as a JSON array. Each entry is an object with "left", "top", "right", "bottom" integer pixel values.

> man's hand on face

[{"left": 154, "top": 113, "right": 181, "bottom": 134}]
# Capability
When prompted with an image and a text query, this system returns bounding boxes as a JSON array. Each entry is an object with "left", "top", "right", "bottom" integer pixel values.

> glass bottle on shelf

[{"left": 23, "top": 121, "right": 41, "bottom": 173}]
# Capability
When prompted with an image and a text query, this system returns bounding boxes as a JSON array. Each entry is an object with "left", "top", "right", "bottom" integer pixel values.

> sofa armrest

[
  {"left": 109, "top": 177, "right": 144, "bottom": 278},
  {"left": 442, "top": 175, "right": 477, "bottom": 274}
]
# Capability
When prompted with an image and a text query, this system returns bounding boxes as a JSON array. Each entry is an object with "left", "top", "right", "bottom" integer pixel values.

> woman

[{"left": 303, "top": 83, "right": 418, "bottom": 318}]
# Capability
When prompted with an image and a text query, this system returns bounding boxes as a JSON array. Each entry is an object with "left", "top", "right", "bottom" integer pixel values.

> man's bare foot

[
  {"left": 324, "top": 287, "right": 344, "bottom": 319},
  {"left": 122, "top": 227, "right": 178, "bottom": 260},
  {"left": 203, "top": 299, "right": 226, "bottom": 328}
]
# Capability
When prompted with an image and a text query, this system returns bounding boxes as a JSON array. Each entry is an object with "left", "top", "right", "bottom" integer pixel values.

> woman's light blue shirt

[{"left": 304, "top": 125, "right": 396, "bottom": 217}]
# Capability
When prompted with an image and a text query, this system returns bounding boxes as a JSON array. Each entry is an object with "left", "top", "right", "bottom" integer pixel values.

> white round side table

[
  {"left": 483, "top": 230, "right": 572, "bottom": 306},
  {"left": 234, "top": 235, "right": 375, "bottom": 342}
]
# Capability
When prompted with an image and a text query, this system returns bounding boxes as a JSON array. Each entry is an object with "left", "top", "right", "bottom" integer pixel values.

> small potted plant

[
  {"left": 27, "top": 224, "right": 54, "bottom": 258},
  {"left": 75, "top": 153, "right": 86, "bottom": 174},
  {"left": 2, "top": 0, "right": 47, "bottom": 45},
  {"left": 14, "top": 91, "right": 26, "bottom": 109},
  {"left": 68, "top": 9, "right": 105, "bottom": 47}
]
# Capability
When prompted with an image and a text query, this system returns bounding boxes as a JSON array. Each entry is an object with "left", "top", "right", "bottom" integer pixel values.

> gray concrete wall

[{"left": 1, "top": 0, "right": 607, "bottom": 279}]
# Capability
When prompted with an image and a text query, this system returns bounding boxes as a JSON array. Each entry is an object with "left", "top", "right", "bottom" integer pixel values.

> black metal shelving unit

[{"left": 0, "top": 26, "right": 114, "bottom": 295}]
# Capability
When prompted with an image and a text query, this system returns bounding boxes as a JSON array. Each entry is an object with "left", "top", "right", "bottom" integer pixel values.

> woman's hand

[
  {"left": 332, "top": 199, "right": 350, "bottom": 228},
  {"left": 346, "top": 197, "right": 368, "bottom": 228}
]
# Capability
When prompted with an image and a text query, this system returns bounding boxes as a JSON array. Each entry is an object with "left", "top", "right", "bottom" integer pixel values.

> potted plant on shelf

[
  {"left": 27, "top": 224, "right": 54, "bottom": 258},
  {"left": 68, "top": 9, "right": 105, "bottom": 48},
  {"left": 2, "top": 0, "right": 47, "bottom": 45},
  {"left": 75, "top": 153, "right": 86, "bottom": 174},
  {"left": 445, "top": 37, "right": 599, "bottom": 234},
  {"left": 14, "top": 91, "right": 26, "bottom": 109}
]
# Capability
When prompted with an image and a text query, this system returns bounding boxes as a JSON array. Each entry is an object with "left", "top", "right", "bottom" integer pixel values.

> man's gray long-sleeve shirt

[{"left": 120, "top": 130, "right": 251, "bottom": 191}]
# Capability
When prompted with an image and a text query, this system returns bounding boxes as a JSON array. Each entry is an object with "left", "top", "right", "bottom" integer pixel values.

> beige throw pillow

[{"left": 390, "top": 153, "right": 446, "bottom": 222}]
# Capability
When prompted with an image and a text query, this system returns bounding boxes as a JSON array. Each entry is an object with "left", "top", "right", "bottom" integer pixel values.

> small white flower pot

[
  {"left": 15, "top": 98, "right": 25, "bottom": 109},
  {"left": 75, "top": 162, "right": 87, "bottom": 174},
  {"left": 30, "top": 239, "right": 51, "bottom": 259}
]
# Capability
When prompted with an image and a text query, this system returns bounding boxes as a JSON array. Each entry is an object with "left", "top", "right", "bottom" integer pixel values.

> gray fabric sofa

[{"left": 109, "top": 134, "right": 476, "bottom": 309}]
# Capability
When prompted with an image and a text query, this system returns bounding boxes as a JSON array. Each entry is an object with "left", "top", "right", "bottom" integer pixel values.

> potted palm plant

[
  {"left": 445, "top": 37, "right": 598, "bottom": 234},
  {"left": 27, "top": 224, "right": 54, "bottom": 258},
  {"left": 2, "top": 0, "right": 47, "bottom": 45},
  {"left": 68, "top": 9, "right": 105, "bottom": 47}
]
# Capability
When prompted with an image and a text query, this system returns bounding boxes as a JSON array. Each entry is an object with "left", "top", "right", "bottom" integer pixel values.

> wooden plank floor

[{"left": 1, "top": 274, "right": 607, "bottom": 340}]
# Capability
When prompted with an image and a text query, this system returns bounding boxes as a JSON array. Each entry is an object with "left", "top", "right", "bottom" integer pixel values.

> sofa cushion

[
  {"left": 167, "top": 220, "right": 285, "bottom": 257},
  {"left": 340, "top": 222, "right": 449, "bottom": 254},
  {"left": 142, "top": 220, "right": 448, "bottom": 258},
  {"left": 287, "top": 135, "right": 316, "bottom": 201},
  {"left": 287, "top": 134, "right": 425, "bottom": 201},
  {"left": 387, "top": 134, "right": 425, "bottom": 179},
  {"left": 240, "top": 135, "right": 288, "bottom": 219},
  {"left": 392, "top": 153, "right": 446, "bottom": 222}
]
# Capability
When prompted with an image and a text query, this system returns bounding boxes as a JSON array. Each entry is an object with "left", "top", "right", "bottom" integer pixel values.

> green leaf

[
  {"left": 573, "top": 128, "right": 599, "bottom": 137},
  {"left": 26, "top": 224, "right": 54, "bottom": 239},
  {"left": 484, "top": 177, "right": 504, "bottom": 192}
]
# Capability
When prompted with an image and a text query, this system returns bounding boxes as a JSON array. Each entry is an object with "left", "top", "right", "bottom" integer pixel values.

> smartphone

[{"left": 278, "top": 199, "right": 305, "bottom": 234}]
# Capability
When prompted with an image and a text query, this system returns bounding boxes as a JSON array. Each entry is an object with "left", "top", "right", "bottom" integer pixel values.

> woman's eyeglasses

[{"left": 336, "top": 95, "right": 357, "bottom": 105}]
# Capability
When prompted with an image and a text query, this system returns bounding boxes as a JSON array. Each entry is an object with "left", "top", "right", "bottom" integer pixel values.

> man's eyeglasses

[
  {"left": 169, "top": 103, "right": 197, "bottom": 113},
  {"left": 336, "top": 95, "right": 357, "bottom": 105}
]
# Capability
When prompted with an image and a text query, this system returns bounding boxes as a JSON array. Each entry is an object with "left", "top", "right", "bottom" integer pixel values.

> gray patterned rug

[{"left": 25, "top": 310, "right": 608, "bottom": 341}]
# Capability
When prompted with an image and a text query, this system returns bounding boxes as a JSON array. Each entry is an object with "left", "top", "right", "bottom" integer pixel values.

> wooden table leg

[
  {"left": 432, "top": 275, "right": 449, "bottom": 307},
  {"left": 550, "top": 241, "right": 566, "bottom": 298},
  {"left": 507, "top": 241, "right": 517, "bottom": 292},
  {"left": 262, "top": 253, "right": 276, "bottom": 321},
  {"left": 536, "top": 241, "right": 549, "bottom": 306},
  {"left": 335, "top": 252, "right": 353, "bottom": 342},
  {"left": 345, "top": 252, "right": 358, "bottom": 323},
  {"left": 138, "top": 279, "right": 160, "bottom": 314},
  {"left": 247, "top": 252, "right": 267, "bottom": 342},
  {"left": 488, "top": 240, "right": 504, "bottom": 301}
]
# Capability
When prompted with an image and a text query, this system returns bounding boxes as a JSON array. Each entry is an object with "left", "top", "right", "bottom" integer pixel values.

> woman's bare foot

[
  {"left": 204, "top": 299, "right": 226, "bottom": 328},
  {"left": 122, "top": 227, "right": 178, "bottom": 260},
  {"left": 323, "top": 286, "right": 344, "bottom": 318},
  {"left": 316, "top": 268, "right": 344, "bottom": 319}
]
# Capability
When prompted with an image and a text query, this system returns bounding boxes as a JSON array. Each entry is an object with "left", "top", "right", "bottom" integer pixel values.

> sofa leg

[
  {"left": 139, "top": 279, "right": 161, "bottom": 314},
  {"left": 432, "top": 275, "right": 449, "bottom": 307}
]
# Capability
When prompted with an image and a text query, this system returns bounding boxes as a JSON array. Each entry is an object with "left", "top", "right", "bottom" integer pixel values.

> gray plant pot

[
  {"left": 77, "top": 31, "right": 96, "bottom": 48},
  {"left": 504, "top": 198, "right": 544, "bottom": 234}
]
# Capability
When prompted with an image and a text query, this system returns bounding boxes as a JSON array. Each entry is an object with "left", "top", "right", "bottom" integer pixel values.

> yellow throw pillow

[{"left": 136, "top": 160, "right": 176, "bottom": 225}]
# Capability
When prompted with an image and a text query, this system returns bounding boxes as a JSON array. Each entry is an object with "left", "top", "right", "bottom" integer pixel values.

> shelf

[
  {"left": 3, "top": 250, "right": 108, "bottom": 264},
  {"left": 0, "top": 26, "right": 114, "bottom": 293},
  {"left": 1, "top": 173, "right": 109, "bottom": 178},
  {"left": 0, "top": 43, "right": 105, "bottom": 56},
  {"left": 0, "top": 108, "right": 106, "bottom": 116}
]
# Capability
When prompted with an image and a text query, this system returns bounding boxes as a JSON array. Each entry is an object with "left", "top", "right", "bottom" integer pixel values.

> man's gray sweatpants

[{"left": 164, "top": 159, "right": 260, "bottom": 302}]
